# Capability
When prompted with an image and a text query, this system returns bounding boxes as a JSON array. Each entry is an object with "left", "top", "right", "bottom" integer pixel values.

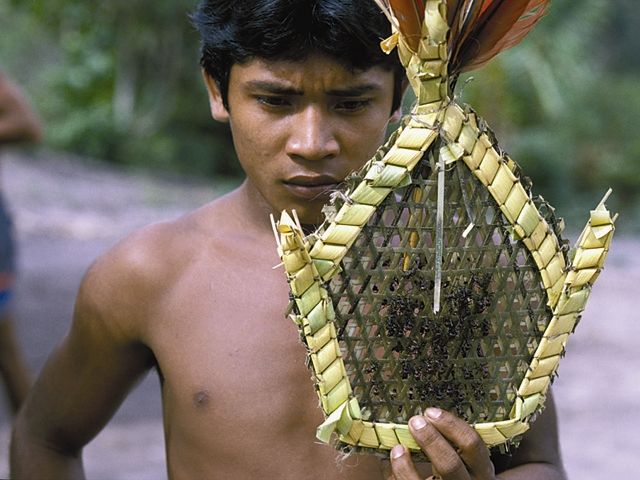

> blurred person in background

[{"left": 0, "top": 71, "right": 41, "bottom": 413}]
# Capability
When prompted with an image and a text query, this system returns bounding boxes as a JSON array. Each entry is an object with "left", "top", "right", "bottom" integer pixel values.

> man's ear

[
  {"left": 389, "top": 78, "right": 410, "bottom": 124},
  {"left": 202, "top": 69, "right": 229, "bottom": 122}
]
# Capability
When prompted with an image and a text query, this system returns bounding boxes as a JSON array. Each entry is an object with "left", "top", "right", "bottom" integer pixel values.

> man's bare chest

[
  {"left": 137, "top": 236, "right": 387, "bottom": 479},
  {"left": 148, "top": 258, "right": 318, "bottom": 421}
]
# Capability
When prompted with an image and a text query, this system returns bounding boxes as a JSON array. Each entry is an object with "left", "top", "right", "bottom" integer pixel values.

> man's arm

[
  {"left": 10, "top": 235, "right": 159, "bottom": 479},
  {"left": 0, "top": 72, "right": 42, "bottom": 144},
  {"left": 388, "top": 392, "right": 566, "bottom": 479}
]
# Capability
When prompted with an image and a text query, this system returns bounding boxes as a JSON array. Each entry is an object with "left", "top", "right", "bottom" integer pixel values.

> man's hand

[{"left": 389, "top": 408, "right": 496, "bottom": 480}]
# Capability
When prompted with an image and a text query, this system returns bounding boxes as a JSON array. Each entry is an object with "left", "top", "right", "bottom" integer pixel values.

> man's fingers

[
  {"left": 381, "top": 458, "right": 395, "bottom": 480},
  {"left": 408, "top": 413, "right": 470, "bottom": 480},
  {"left": 389, "top": 444, "right": 422, "bottom": 480},
  {"left": 417, "top": 408, "right": 495, "bottom": 479}
]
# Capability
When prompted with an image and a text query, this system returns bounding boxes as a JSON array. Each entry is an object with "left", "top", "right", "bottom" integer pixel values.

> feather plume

[
  {"left": 449, "top": 0, "right": 551, "bottom": 73},
  {"left": 373, "top": 0, "right": 394, "bottom": 23},
  {"left": 388, "top": 0, "right": 425, "bottom": 51},
  {"left": 373, "top": 0, "right": 551, "bottom": 74}
]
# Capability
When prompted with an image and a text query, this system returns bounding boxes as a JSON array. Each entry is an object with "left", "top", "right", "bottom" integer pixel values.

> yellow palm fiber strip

[
  {"left": 343, "top": 420, "right": 365, "bottom": 445},
  {"left": 333, "top": 204, "right": 377, "bottom": 226},
  {"left": 317, "top": 398, "right": 360, "bottom": 443},
  {"left": 289, "top": 263, "right": 317, "bottom": 297},
  {"left": 321, "top": 378, "right": 351, "bottom": 413},
  {"left": 277, "top": 213, "right": 354, "bottom": 427},
  {"left": 523, "top": 220, "right": 550, "bottom": 252},
  {"left": 474, "top": 148, "right": 501, "bottom": 186},
  {"left": 403, "top": 185, "right": 424, "bottom": 271},
  {"left": 518, "top": 375, "right": 552, "bottom": 398},
  {"left": 321, "top": 224, "right": 361, "bottom": 247},
  {"left": 374, "top": 423, "right": 403, "bottom": 450},
  {"left": 348, "top": 183, "right": 393, "bottom": 206},
  {"left": 533, "top": 234, "right": 560, "bottom": 270},
  {"left": 474, "top": 423, "right": 510, "bottom": 447},
  {"left": 275, "top": 213, "right": 312, "bottom": 278},
  {"left": 310, "top": 328, "right": 340, "bottom": 372},
  {"left": 303, "top": 297, "right": 334, "bottom": 335},
  {"left": 276, "top": 213, "right": 329, "bottom": 322},
  {"left": 356, "top": 424, "right": 381, "bottom": 448},
  {"left": 509, "top": 393, "right": 543, "bottom": 421},
  {"left": 516, "top": 202, "right": 541, "bottom": 238},
  {"left": 502, "top": 183, "right": 530, "bottom": 225},
  {"left": 305, "top": 322, "right": 335, "bottom": 352},
  {"left": 295, "top": 283, "right": 323, "bottom": 317},
  {"left": 474, "top": 416, "right": 531, "bottom": 448},
  {"left": 454, "top": 116, "right": 567, "bottom": 308},
  {"left": 317, "top": 358, "right": 346, "bottom": 395},
  {"left": 442, "top": 104, "right": 465, "bottom": 140},
  {"left": 367, "top": 163, "right": 411, "bottom": 188},
  {"left": 394, "top": 426, "right": 420, "bottom": 449},
  {"left": 395, "top": 126, "right": 439, "bottom": 151},
  {"left": 565, "top": 192, "right": 615, "bottom": 288},
  {"left": 496, "top": 421, "right": 529, "bottom": 442},
  {"left": 487, "top": 166, "right": 518, "bottom": 205},
  {"left": 312, "top": 258, "right": 339, "bottom": 283},
  {"left": 377, "top": 145, "right": 426, "bottom": 169},
  {"left": 544, "top": 313, "right": 579, "bottom": 337},
  {"left": 527, "top": 356, "right": 560, "bottom": 379},
  {"left": 515, "top": 193, "right": 615, "bottom": 402}
]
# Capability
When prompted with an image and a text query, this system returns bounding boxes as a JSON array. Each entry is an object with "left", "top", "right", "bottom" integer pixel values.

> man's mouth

[{"left": 283, "top": 175, "right": 341, "bottom": 201}]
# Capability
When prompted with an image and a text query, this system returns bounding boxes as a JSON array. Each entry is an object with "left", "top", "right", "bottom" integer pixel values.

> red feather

[
  {"left": 461, "top": 0, "right": 550, "bottom": 71},
  {"left": 450, "top": 0, "right": 551, "bottom": 73},
  {"left": 376, "top": 0, "right": 551, "bottom": 74},
  {"left": 389, "top": 0, "right": 425, "bottom": 51}
]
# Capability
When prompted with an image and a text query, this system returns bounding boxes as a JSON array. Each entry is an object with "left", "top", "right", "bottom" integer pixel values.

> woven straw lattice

[
  {"left": 273, "top": 0, "right": 616, "bottom": 455},
  {"left": 330, "top": 157, "right": 556, "bottom": 428}
]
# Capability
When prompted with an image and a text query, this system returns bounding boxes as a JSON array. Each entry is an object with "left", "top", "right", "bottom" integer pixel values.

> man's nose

[{"left": 286, "top": 106, "right": 339, "bottom": 162}]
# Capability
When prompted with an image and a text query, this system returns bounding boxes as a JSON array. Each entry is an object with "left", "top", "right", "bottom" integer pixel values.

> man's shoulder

[
  {"left": 92, "top": 214, "right": 202, "bottom": 289},
  {"left": 74, "top": 215, "right": 206, "bottom": 333}
]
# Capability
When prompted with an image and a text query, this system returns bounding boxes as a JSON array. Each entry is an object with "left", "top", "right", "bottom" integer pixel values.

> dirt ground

[{"left": 0, "top": 152, "right": 638, "bottom": 479}]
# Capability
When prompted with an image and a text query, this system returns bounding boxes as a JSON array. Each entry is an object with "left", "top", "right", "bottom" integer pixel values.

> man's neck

[{"left": 231, "top": 179, "right": 280, "bottom": 237}]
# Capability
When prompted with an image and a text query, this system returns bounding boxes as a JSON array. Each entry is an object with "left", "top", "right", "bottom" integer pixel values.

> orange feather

[
  {"left": 389, "top": 0, "right": 425, "bottom": 51},
  {"left": 446, "top": 0, "right": 551, "bottom": 74},
  {"left": 376, "top": 0, "right": 551, "bottom": 75},
  {"left": 462, "top": 0, "right": 550, "bottom": 71}
]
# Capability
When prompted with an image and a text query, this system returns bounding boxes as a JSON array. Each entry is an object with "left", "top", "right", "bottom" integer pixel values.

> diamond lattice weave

[{"left": 331, "top": 156, "right": 555, "bottom": 428}]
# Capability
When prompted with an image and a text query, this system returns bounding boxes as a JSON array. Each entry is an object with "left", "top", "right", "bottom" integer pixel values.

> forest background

[{"left": 1, "top": 0, "right": 639, "bottom": 232}]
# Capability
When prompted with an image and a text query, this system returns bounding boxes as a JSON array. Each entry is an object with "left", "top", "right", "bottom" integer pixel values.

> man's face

[{"left": 205, "top": 54, "right": 400, "bottom": 225}]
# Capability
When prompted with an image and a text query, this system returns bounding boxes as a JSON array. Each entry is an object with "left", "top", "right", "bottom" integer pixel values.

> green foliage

[
  {"left": 1, "top": 0, "right": 638, "bottom": 229},
  {"left": 459, "top": 0, "right": 640, "bottom": 230},
  {"left": 0, "top": 0, "right": 238, "bottom": 176}
]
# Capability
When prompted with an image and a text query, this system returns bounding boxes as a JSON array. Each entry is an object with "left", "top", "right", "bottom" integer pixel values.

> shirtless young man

[{"left": 11, "top": 1, "right": 566, "bottom": 479}]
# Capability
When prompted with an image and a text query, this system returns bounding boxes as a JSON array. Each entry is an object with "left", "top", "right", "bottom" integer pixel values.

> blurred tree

[
  {"left": 0, "top": 0, "right": 238, "bottom": 177},
  {"left": 0, "top": 0, "right": 638, "bottom": 227},
  {"left": 459, "top": 0, "right": 640, "bottom": 228}
]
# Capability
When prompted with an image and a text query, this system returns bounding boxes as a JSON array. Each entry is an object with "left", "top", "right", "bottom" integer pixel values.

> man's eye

[
  {"left": 335, "top": 99, "right": 371, "bottom": 112},
  {"left": 257, "top": 96, "right": 290, "bottom": 107}
]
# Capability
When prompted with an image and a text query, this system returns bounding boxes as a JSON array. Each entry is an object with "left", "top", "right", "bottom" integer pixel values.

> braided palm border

[{"left": 274, "top": 0, "right": 615, "bottom": 452}]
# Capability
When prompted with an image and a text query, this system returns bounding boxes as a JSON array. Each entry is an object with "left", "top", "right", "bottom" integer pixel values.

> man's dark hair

[{"left": 191, "top": 0, "right": 404, "bottom": 112}]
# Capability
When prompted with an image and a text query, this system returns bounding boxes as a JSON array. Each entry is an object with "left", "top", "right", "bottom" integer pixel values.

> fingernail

[
  {"left": 391, "top": 444, "right": 405, "bottom": 459},
  {"left": 426, "top": 407, "right": 442, "bottom": 419},
  {"left": 410, "top": 415, "right": 428, "bottom": 430}
]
